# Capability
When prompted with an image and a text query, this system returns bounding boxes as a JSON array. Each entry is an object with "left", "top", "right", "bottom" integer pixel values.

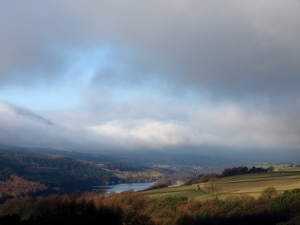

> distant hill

[
  {"left": 112, "top": 151, "right": 242, "bottom": 167},
  {"left": 0, "top": 144, "right": 120, "bottom": 163},
  {"left": 0, "top": 144, "right": 245, "bottom": 167}
]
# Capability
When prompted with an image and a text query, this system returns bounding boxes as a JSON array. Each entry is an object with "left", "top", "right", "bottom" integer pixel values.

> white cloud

[
  {"left": 88, "top": 103, "right": 300, "bottom": 151},
  {"left": 1, "top": 99, "right": 300, "bottom": 155}
]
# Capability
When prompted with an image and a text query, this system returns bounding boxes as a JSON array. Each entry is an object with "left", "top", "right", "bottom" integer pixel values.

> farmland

[{"left": 142, "top": 169, "right": 300, "bottom": 201}]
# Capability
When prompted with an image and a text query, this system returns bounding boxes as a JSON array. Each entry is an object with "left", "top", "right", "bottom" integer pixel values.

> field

[{"left": 142, "top": 169, "right": 300, "bottom": 201}]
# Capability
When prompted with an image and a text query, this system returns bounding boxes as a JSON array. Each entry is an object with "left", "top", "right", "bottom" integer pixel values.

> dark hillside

[{"left": 0, "top": 149, "right": 123, "bottom": 202}]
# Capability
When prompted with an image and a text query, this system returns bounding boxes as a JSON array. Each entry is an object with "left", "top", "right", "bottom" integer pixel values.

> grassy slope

[{"left": 142, "top": 170, "right": 300, "bottom": 201}]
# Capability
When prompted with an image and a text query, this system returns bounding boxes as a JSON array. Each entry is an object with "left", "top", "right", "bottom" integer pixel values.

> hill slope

[{"left": 0, "top": 149, "right": 123, "bottom": 202}]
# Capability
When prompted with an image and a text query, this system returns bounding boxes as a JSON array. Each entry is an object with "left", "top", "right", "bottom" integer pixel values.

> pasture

[{"left": 142, "top": 170, "right": 300, "bottom": 201}]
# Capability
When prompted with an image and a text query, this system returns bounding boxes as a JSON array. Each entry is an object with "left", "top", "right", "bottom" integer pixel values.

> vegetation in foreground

[{"left": 1, "top": 187, "right": 300, "bottom": 225}]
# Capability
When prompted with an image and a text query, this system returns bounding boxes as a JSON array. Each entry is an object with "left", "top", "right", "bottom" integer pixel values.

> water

[{"left": 93, "top": 182, "right": 155, "bottom": 193}]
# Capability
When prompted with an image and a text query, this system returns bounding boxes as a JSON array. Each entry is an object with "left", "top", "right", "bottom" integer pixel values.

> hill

[
  {"left": 0, "top": 149, "right": 123, "bottom": 202},
  {"left": 142, "top": 168, "right": 300, "bottom": 201}
]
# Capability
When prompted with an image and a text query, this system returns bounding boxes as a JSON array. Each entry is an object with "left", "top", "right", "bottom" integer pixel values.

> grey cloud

[
  {"left": 1, "top": 1, "right": 300, "bottom": 157},
  {"left": 0, "top": 101, "right": 101, "bottom": 150},
  {"left": 2, "top": 1, "right": 300, "bottom": 100},
  {"left": 82, "top": 91, "right": 189, "bottom": 123},
  {"left": 0, "top": 1, "right": 85, "bottom": 86},
  {"left": 10, "top": 104, "right": 54, "bottom": 126},
  {"left": 72, "top": 1, "right": 300, "bottom": 102},
  {"left": 1, "top": 98, "right": 300, "bottom": 160}
]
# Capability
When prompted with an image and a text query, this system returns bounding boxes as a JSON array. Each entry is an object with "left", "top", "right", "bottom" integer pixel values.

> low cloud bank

[{"left": 1, "top": 101, "right": 299, "bottom": 157}]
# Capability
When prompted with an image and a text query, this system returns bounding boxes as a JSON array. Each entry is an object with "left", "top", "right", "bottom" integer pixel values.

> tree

[
  {"left": 204, "top": 179, "right": 222, "bottom": 196},
  {"left": 260, "top": 187, "right": 277, "bottom": 201}
]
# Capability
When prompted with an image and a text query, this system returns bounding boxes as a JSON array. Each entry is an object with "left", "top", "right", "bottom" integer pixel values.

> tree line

[
  {"left": 103, "top": 162, "right": 144, "bottom": 172},
  {"left": 185, "top": 166, "right": 271, "bottom": 185}
]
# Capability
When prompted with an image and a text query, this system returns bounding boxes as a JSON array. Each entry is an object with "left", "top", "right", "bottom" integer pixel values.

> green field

[{"left": 142, "top": 170, "right": 300, "bottom": 201}]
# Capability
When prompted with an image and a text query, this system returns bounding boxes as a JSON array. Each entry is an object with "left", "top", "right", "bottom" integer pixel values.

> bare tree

[
  {"left": 204, "top": 179, "right": 222, "bottom": 196},
  {"left": 260, "top": 187, "right": 278, "bottom": 201}
]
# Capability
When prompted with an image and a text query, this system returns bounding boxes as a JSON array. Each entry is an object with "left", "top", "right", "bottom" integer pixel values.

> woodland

[
  {"left": 0, "top": 187, "right": 298, "bottom": 225},
  {"left": 0, "top": 150, "right": 123, "bottom": 201}
]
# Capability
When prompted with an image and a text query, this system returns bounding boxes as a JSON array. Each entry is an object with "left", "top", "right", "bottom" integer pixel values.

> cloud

[
  {"left": 0, "top": 101, "right": 89, "bottom": 149},
  {"left": 71, "top": 0, "right": 300, "bottom": 100},
  {"left": 1, "top": 1, "right": 300, "bottom": 99},
  {"left": 1, "top": 1, "right": 300, "bottom": 158},
  {"left": 1, "top": 98, "right": 300, "bottom": 159},
  {"left": 89, "top": 120, "right": 199, "bottom": 149},
  {"left": 87, "top": 102, "right": 300, "bottom": 151},
  {"left": 7, "top": 103, "right": 54, "bottom": 126}
]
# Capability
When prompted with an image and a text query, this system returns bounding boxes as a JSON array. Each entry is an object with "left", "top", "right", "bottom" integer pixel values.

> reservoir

[{"left": 93, "top": 182, "right": 155, "bottom": 193}]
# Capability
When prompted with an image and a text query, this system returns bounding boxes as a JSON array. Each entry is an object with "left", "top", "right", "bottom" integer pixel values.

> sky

[{"left": 0, "top": 1, "right": 300, "bottom": 160}]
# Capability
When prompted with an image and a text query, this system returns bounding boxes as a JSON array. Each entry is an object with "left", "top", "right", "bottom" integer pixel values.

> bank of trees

[
  {"left": 220, "top": 166, "right": 270, "bottom": 177},
  {"left": 103, "top": 163, "right": 144, "bottom": 172},
  {"left": 0, "top": 152, "right": 123, "bottom": 203},
  {"left": 185, "top": 166, "right": 272, "bottom": 186},
  {"left": 1, "top": 187, "right": 300, "bottom": 225}
]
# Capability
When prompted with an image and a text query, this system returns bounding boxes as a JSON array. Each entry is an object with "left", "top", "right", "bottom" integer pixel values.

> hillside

[
  {"left": 142, "top": 169, "right": 300, "bottom": 201},
  {"left": 0, "top": 148, "right": 191, "bottom": 202},
  {"left": 0, "top": 149, "right": 123, "bottom": 202}
]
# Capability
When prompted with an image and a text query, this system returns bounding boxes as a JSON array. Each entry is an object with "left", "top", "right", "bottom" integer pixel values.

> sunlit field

[{"left": 142, "top": 170, "right": 300, "bottom": 201}]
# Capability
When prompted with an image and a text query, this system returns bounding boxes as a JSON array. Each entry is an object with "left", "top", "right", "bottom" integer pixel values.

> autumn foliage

[
  {"left": 0, "top": 187, "right": 298, "bottom": 225},
  {"left": 0, "top": 175, "right": 47, "bottom": 201}
]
